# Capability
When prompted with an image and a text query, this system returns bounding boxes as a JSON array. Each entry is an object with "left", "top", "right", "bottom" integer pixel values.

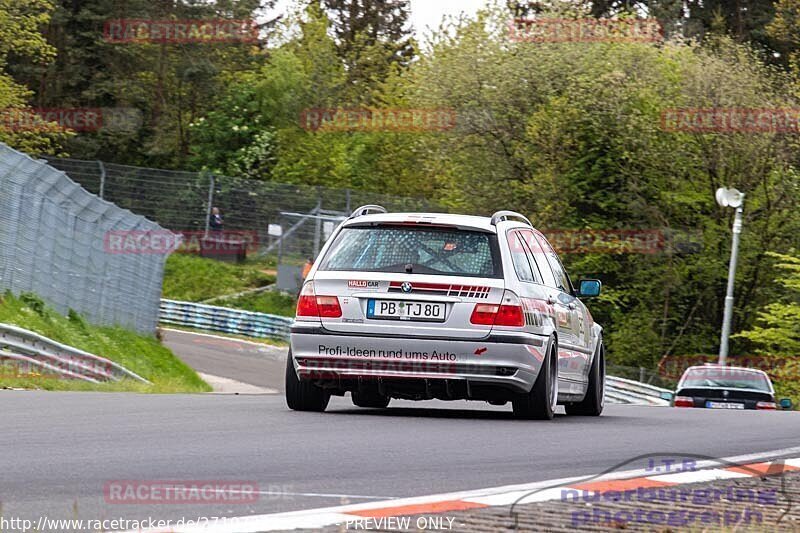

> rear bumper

[
  {"left": 290, "top": 324, "right": 548, "bottom": 395},
  {"left": 680, "top": 399, "right": 770, "bottom": 410}
]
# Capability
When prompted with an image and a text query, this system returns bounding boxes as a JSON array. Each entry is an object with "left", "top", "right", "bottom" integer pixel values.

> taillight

[
  {"left": 674, "top": 396, "right": 694, "bottom": 408},
  {"left": 316, "top": 296, "right": 342, "bottom": 318},
  {"left": 470, "top": 291, "right": 525, "bottom": 327},
  {"left": 757, "top": 401, "right": 777, "bottom": 410},
  {"left": 296, "top": 283, "right": 342, "bottom": 318},
  {"left": 470, "top": 304, "right": 498, "bottom": 325},
  {"left": 495, "top": 303, "right": 525, "bottom": 327}
]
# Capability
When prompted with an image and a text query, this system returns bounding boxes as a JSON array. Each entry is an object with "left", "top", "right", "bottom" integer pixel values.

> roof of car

[{"left": 343, "top": 212, "right": 531, "bottom": 233}]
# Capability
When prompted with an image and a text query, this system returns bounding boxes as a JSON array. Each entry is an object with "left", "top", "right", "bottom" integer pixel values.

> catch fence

[{"left": 0, "top": 144, "right": 170, "bottom": 333}]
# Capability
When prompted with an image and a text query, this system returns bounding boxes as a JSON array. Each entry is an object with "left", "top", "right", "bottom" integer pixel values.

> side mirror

[
  {"left": 661, "top": 391, "right": 674, "bottom": 401},
  {"left": 780, "top": 398, "right": 793, "bottom": 410},
  {"left": 578, "top": 279, "right": 602, "bottom": 298}
]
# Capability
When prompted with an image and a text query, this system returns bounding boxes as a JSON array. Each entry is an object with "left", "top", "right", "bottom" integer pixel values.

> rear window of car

[
  {"left": 319, "top": 225, "right": 502, "bottom": 278},
  {"left": 680, "top": 368, "right": 771, "bottom": 392}
]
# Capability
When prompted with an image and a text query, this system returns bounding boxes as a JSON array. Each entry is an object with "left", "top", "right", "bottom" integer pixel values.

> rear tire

[
  {"left": 565, "top": 342, "right": 604, "bottom": 416},
  {"left": 285, "top": 350, "right": 330, "bottom": 412},
  {"left": 352, "top": 390, "right": 390, "bottom": 408},
  {"left": 513, "top": 340, "right": 557, "bottom": 420}
]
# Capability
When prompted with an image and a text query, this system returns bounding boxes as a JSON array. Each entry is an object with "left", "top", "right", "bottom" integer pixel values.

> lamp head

[{"left": 715, "top": 187, "right": 744, "bottom": 209}]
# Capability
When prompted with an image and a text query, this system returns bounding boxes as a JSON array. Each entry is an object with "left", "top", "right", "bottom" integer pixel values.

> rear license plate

[
  {"left": 706, "top": 401, "right": 744, "bottom": 410},
  {"left": 367, "top": 300, "right": 446, "bottom": 322}
]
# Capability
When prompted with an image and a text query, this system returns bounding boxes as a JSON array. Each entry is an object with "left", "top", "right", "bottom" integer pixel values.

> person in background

[
  {"left": 302, "top": 257, "right": 314, "bottom": 279},
  {"left": 209, "top": 207, "right": 223, "bottom": 232}
]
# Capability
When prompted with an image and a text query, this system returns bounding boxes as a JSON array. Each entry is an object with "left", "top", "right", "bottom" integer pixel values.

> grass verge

[
  {"left": 0, "top": 292, "right": 210, "bottom": 393},
  {"left": 162, "top": 254, "right": 276, "bottom": 302},
  {"left": 225, "top": 290, "right": 297, "bottom": 317},
  {"left": 162, "top": 253, "right": 297, "bottom": 318}
]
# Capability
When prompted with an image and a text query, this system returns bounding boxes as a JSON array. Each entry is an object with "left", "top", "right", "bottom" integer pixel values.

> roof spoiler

[
  {"left": 349, "top": 205, "right": 388, "bottom": 219},
  {"left": 490, "top": 210, "right": 532, "bottom": 227}
]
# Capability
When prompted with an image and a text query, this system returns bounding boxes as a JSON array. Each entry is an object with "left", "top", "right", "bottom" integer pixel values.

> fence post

[
  {"left": 277, "top": 219, "right": 284, "bottom": 264},
  {"left": 97, "top": 160, "right": 106, "bottom": 199},
  {"left": 346, "top": 189, "right": 351, "bottom": 214},
  {"left": 204, "top": 173, "right": 215, "bottom": 236},
  {"left": 313, "top": 188, "right": 322, "bottom": 258}
]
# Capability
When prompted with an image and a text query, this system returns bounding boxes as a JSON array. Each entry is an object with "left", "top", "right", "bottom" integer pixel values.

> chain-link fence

[
  {"left": 44, "top": 156, "right": 447, "bottom": 292},
  {"left": 44, "top": 156, "right": 445, "bottom": 248},
  {"left": 0, "top": 144, "right": 170, "bottom": 333}
]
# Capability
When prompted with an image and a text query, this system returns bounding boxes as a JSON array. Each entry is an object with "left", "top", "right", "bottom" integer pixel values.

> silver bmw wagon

[{"left": 286, "top": 206, "right": 604, "bottom": 420}]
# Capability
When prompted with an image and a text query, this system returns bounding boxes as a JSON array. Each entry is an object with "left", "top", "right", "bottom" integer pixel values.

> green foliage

[
  {"left": 66, "top": 308, "right": 88, "bottom": 332},
  {"left": 0, "top": 0, "right": 56, "bottom": 66},
  {"left": 19, "top": 292, "right": 46, "bottom": 317},
  {"left": 0, "top": 293, "right": 209, "bottom": 392},
  {"left": 401, "top": 7, "right": 800, "bottom": 365},
  {"left": 7, "top": 0, "right": 800, "bottom": 373},
  {"left": 162, "top": 253, "right": 276, "bottom": 302},
  {"left": 10, "top": 0, "right": 274, "bottom": 165},
  {"left": 588, "top": 0, "right": 781, "bottom": 53},
  {"left": 321, "top": 0, "right": 414, "bottom": 99},
  {"left": 772, "top": 360, "right": 800, "bottom": 407},
  {"left": 735, "top": 253, "right": 800, "bottom": 355},
  {"left": 226, "top": 290, "right": 297, "bottom": 317},
  {"left": 0, "top": 0, "right": 71, "bottom": 154}
]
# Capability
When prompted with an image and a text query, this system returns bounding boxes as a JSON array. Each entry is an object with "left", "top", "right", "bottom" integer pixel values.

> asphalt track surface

[
  {"left": 161, "top": 329, "right": 286, "bottom": 390},
  {"left": 2, "top": 330, "right": 799, "bottom": 530}
]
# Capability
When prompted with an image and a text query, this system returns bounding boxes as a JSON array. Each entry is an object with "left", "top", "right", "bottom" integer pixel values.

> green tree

[
  {"left": 320, "top": 0, "right": 414, "bottom": 102},
  {"left": 13, "top": 0, "right": 273, "bottom": 166},
  {"left": 589, "top": 0, "right": 780, "bottom": 52},
  {"left": 735, "top": 252, "right": 800, "bottom": 354},
  {"left": 0, "top": 0, "right": 71, "bottom": 154},
  {"left": 405, "top": 5, "right": 800, "bottom": 367}
]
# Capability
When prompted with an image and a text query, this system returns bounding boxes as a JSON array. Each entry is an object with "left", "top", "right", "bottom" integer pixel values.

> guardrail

[
  {"left": 605, "top": 375, "right": 673, "bottom": 406},
  {"left": 0, "top": 323, "right": 149, "bottom": 383},
  {"left": 159, "top": 299, "right": 293, "bottom": 340}
]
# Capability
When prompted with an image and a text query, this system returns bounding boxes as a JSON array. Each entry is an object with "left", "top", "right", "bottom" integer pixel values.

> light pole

[{"left": 715, "top": 187, "right": 745, "bottom": 366}]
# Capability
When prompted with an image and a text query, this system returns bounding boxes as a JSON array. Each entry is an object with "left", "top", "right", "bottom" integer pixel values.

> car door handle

[
  {"left": 547, "top": 296, "right": 557, "bottom": 305},
  {"left": 568, "top": 302, "right": 577, "bottom": 310}
]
